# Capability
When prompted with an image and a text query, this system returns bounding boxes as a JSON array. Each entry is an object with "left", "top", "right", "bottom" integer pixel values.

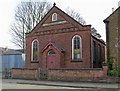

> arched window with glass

[
  {"left": 48, "top": 50, "right": 56, "bottom": 55},
  {"left": 31, "top": 39, "right": 39, "bottom": 61},
  {"left": 72, "top": 35, "right": 82, "bottom": 61},
  {"left": 52, "top": 13, "right": 57, "bottom": 21}
]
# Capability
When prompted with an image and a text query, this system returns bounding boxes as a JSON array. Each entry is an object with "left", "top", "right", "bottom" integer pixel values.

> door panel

[{"left": 47, "top": 50, "right": 57, "bottom": 69}]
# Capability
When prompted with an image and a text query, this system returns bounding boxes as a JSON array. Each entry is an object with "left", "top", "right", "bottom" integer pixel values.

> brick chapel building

[{"left": 25, "top": 4, "right": 106, "bottom": 69}]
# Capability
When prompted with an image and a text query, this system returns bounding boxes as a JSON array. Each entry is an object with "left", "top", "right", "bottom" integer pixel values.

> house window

[
  {"left": 72, "top": 35, "right": 82, "bottom": 61},
  {"left": 52, "top": 13, "right": 57, "bottom": 21},
  {"left": 93, "top": 41, "right": 96, "bottom": 64},
  {"left": 31, "top": 39, "right": 39, "bottom": 62},
  {"left": 98, "top": 44, "right": 102, "bottom": 68}
]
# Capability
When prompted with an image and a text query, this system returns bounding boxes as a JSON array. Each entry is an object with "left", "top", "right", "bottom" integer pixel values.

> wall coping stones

[{"left": 48, "top": 68, "right": 102, "bottom": 70}]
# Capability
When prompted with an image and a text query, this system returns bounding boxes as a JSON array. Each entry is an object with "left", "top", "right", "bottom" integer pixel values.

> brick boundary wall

[
  {"left": 48, "top": 65, "right": 108, "bottom": 81},
  {"left": 11, "top": 68, "right": 39, "bottom": 80},
  {"left": 11, "top": 65, "right": 107, "bottom": 81}
]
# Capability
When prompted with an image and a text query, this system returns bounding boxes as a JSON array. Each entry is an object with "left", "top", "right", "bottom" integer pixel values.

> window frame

[
  {"left": 52, "top": 13, "right": 57, "bottom": 22},
  {"left": 72, "top": 35, "right": 82, "bottom": 61},
  {"left": 48, "top": 50, "right": 56, "bottom": 55},
  {"left": 31, "top": 39, "right": 39, "bottom": 62}
]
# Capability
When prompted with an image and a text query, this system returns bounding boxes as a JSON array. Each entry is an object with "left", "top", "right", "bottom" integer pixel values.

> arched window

[
  {"left": 72, "top": 35, "right": 82, "bottom": 61},
  {"left": 48, "top": 50, "right": 56, "bottom": 55},
  {"left": 31, "top": 39, "right": 39, "bottom": 61},
  {"left": 52, "top": 13, "right": 57, "bottom": 21}
]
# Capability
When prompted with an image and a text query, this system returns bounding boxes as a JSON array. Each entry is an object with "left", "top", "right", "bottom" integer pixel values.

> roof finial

[{"left": 53, "top": 2, "right": 56, "bottom": 6}]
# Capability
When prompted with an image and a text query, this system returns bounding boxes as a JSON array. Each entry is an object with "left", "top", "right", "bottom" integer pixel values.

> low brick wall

[
  {"left": 48, "top": 66, "right": 107, "bottom": 81},
  {"left": 11, "top": 65, "right": 107, "bottom": 81},
  {"left": 11, "top": 68, "right": 38, "bottom": 80}
]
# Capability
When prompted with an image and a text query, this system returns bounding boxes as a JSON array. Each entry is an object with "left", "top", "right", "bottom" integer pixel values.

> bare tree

[
  {"left": 91, "top": 27, "right": 101, "bottom": 39},
  {"left": 11, "top": 2, "right": 102, "bottom": 51},
  {"left": 65, "top": 7, "right": 86, "bottom": 25},
  {"left": 11, "top": 0, "right": 52, "bottom": 51},
  {"left": 65, "top": 8, "right": 102, "bottom": 39}
]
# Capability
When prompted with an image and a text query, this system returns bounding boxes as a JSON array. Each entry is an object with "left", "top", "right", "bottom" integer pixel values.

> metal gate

[{"left": 39, "top": 68, "right": 48, "bottom": 80}]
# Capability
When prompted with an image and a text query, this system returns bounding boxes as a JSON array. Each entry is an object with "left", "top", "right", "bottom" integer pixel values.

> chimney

[
  {"left": 112, "top": 8, "right": 114, "bottom": 13},
  {"left": 118, "top": 1, "right": 120, "bottom": 7}
]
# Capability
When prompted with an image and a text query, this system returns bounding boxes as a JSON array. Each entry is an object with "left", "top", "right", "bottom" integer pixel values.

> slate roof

[
  {"left": 103, "top": 7, "right": 120, "bottom": 21},
  {"left": 0, "top": 47, "right": 5, "bottom": 55},
  {"left": 51, "top": 41, "right": 65, "bottom": 52},
  {"left": 41, "top": 41, "right": 65, "bottom": 53},
  {"left": 0, "top": 47, "right": 22, "bottom": 55}
]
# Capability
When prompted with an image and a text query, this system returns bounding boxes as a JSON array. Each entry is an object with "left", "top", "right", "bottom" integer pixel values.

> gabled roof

[
  {"left": 41, "top": 41, "right": 65, "bottom": 53},
  {"left": 103, "top": 7, "right": 120, "bottom": 22},
  {"left": 27, "top": 4, "right": 91, "bottom": 34},
  {"left": 0, "top": 47, "right": 23, "bottom": 55}
]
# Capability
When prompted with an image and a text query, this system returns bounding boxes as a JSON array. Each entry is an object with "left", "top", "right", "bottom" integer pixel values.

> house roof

[
  {"left": 41, "top": 41, "right": 65, "bottom": 53},
  {"left": 26, "top": 4, "right": 104, "bottom": 43},
  {"left": 51, "top": 41, "right": 65, "bottom": 52},
  {"left": 0, "top": 47, "right": 23, "bottom": 55},
  {"left": 26, "top": 4, "right": 91, "bottom": 35},
  {"left": 0, "top": 47, "right": 5, "bottom": 55},
  {"left": 103, "top": 6, "right": 120, "bottom": 22},
  {"left": 91, "top": 35, "right": 106, "bottom": 45}
]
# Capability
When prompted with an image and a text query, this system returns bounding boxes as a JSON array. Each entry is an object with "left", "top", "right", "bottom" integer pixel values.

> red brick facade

[{"left": 25, "top": 5, "right": 106, "bottom": 69}]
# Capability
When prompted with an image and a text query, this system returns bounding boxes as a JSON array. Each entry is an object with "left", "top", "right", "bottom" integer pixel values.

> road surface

[
  {"left": 2, "top": 82, "right": 88, "bottom": 89},
  {"left": 1, "top": 79, "right": 120, "bottom": 91}
]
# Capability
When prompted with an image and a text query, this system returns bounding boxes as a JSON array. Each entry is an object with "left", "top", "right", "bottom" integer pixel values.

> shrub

[
  {"left": 108, "top": 68, "right": 118, "bottom": 77},
  {"left": 107, "top": 58, "right": 118, "bottom": 77}
]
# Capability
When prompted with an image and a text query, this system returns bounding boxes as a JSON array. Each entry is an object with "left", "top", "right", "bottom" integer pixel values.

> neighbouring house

[
  {"left": 103, "top": 4, "right": 120, "bottom": 70},
  {"left": 12, "top": 4, "right": 107, "bottom": 81},
  {"left": 0, "top": 47, "right": 25, "bottom": 78}
]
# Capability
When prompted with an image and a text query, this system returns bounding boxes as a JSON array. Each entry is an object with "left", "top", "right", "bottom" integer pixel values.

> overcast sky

[{"left": 0, "top": 0, "right": 120, "bottom": 49}]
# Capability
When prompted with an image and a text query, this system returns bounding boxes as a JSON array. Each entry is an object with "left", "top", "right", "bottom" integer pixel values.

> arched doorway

[
  {"left": 47, "top": 50, "right": 57, "bottom": 69},
  {"left": 41, "top": 42, "right": 65, "bottom": 69}
]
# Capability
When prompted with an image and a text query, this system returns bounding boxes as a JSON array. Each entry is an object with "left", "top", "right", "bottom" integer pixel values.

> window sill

[
  {"left": 31, "top": 61, "right": 39, "bottom": 63},
  {"left": 71, "top": 60, "right": 82, "bottom": 62}
]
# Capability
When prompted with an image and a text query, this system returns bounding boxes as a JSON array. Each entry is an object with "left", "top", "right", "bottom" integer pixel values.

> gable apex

[
  {"left": 53, "top": 2, "right": 56, "bottom": 6},
  {"left": 27, "top": 5, "right": 91, "bottom": 34}
]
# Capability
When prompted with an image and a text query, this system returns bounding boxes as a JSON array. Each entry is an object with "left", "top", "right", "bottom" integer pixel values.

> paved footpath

[{"left": 2, "top": 79, "right": 120, "bottom": 90}]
